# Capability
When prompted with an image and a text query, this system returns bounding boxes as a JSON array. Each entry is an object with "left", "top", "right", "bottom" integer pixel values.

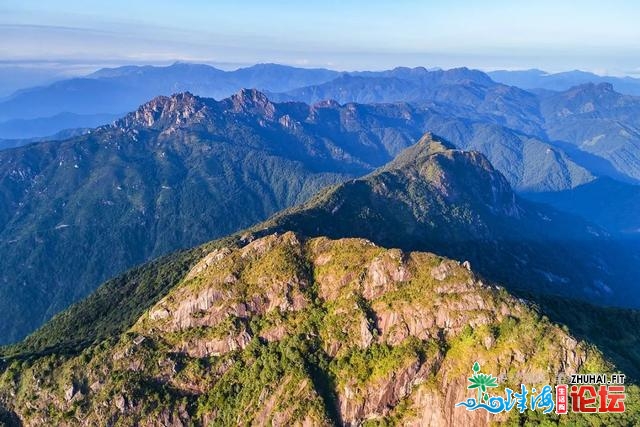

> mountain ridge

[{"left": 253, "top": 134, "right": 640, "bottom": 309}]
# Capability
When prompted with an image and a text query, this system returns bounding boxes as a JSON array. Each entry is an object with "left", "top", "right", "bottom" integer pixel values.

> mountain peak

[
  {"left": 114, "top": 91, "right": 209, "bottom": 130},
  {"left": 263, "top": 133, "right": 523, "bottom": 250},
  {"left": 229, "top": 88, "right": 276, "bottom": 117},
  {"left": 383, "top": 133, "right": 457, "bottom": 171},
  {"left": 377, "top": 134, "right": 518, "bottom": 219},
  {"left": 440, "top": 67, "right": 495, "bottom": 85}
]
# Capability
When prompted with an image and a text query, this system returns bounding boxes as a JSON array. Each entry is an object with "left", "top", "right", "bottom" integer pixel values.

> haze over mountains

[
  {"left": 0, "top": 63, "right": 340, "bottom": 139},
  {"left": 4, "top": 63, "right": 640, "bottom": 193}
]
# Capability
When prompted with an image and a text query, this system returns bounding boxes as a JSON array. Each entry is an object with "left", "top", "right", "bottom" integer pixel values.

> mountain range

[
  {"left": 257, "top": 135, "right": 640, "bottom": 306},
  {"left": 4, "top": 63, "right": 640, "bottom": 198},
  {"left": 0, "top": 63, "right": 339, "bottom": 139},
  {"left": 275, "top": 70, "right": 640, "bottom": 186},
  {"left": 3, "top": 64, "right": 640, "bottom": 190},
  {"left": 0, "top": 63, "right": 639, "bottom": 426},
  {"left": 0, "top": 87, "right": 604, "bottom": 343},
  {"left": 0, "top": 90, "right": 381, "bottom": 344},
  {"left": 525, "top": 176, "right": 640, "bottom": 234},
  {"left": 3, "top": 87, "right": 640, "bottom": 345}
]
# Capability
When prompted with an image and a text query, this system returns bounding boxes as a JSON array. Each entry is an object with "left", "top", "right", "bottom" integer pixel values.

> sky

[{"left": 1, "top": 0, "right": 640, "bottom": 82}]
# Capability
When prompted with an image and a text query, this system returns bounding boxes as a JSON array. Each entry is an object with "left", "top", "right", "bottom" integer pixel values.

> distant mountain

[
  {"left": 0, "top": 66, "right": 64, "bottom": 98},
  {"left": 268, "top": 66, "right": 640, "bottom": 185},
  {"left": 272, "top": 67, "right": 545, "bottom": 138},
  {"left": 269, "top": 69, "right": 597, "bottom": 192},
  {"left": 0, "top": 63, "right": 339, "bottom": 138},
  {"left": 0, "top": 65, "right": 544, "bottom": 141},
  {"left": 525, "top": 177, "right": 640, "bottom": 234},
  {"left": 538, "top": 83, "right": 640, "bottom": 181},
  {"left": 0, "top": 139, "right": 27, "bottom": 151},
  {"left": 4, "top": 63, "right": 638, "bottom": 190},
  {"left": 422, "top": 120, "right": 593, "bottom": 191},
  {"left": 0, "top": 128, "right": 94, "bottom": 151},
  {"left": 489, "top": 69, "right": 640, "bottom": 96}
]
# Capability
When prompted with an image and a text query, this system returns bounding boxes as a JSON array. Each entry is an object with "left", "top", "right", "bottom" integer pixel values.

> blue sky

[{"left": 1, "top": 0, "right": 640, "bottom": 76}]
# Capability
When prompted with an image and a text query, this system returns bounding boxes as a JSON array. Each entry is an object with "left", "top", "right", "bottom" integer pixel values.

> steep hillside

[
  {"left": 1, "top": 232, "right": 638, "bottom": 425},
  {"left": 258, "top": 135, "right": 640, "bottom": 308}
]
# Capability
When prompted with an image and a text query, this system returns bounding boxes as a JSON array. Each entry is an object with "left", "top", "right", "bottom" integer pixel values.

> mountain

[
  {"left": 255, "top": 134, "right": 640, "bottom": 308},
  {"left": 272, "top": 67, "right": 545, "bottom": 138},
  {"left": 538, "top": 83, "right": 640, "bottom": 182},
  {"left": 2, "top": 189, "right": 640, "bottom": 423},
  {"left": 0, "top": 65, "right": 543, "bottom": 142},
  {"left": 2, "top": 233, "right": 640, "bottom": 425},
  {"left": 0, "top": 63, "right": 339, "bottom": 138},
  {"left": 6, "top": 133, "right": 633, "bottom": 355},
  {"left": 268, "top": 70, "right": 595, "bottom": 192},
  {"left": 420, "top": 120, "right": 593, "bottom": 191},
  {"left": 272, "top": 67, "right": 640, "bottom": 185},
  {"left": 0, "top": 128, "right": 94, "bottom": 151},
  {"left": 525, "top": 177, "right": 640, "bottom": 234},
  {"left": 0, "top": 65, "right": 64, "bottom": 98},
  {"left": 489, "top": 69, "right": 640, "bottom": 96},
  {"left": 5, "top": 63, "right": 640, "bottom": 189},
  {"left": 1, "top": 62, "right": 627, "bottom": 192}
]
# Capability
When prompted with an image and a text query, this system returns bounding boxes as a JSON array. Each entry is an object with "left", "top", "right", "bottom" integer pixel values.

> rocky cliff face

[
  {"left": 115, "top": 91, "right": 211, "bottom": 132},
  {"left": 1, "top": 232, "right": 631, "bottom": 426}
]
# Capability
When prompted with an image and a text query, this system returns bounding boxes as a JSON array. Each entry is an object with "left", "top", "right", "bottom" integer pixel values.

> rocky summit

[{"left": 2, "top": 232, "right": 637, "bottom": 426}]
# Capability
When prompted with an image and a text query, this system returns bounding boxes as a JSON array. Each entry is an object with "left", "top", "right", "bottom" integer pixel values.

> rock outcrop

[{"left": 0, "top": 232, "right": 629, "bottom": 426}]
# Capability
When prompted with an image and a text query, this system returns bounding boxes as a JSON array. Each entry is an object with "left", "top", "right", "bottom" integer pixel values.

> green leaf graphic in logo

[{"left": 467, "top": 362, "right": 499, "bottom": 403}]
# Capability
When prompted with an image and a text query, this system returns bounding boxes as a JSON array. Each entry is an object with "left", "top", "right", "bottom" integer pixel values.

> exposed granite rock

[{"left": 0, "top": 233, "right": 628, "bottom": 426}]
